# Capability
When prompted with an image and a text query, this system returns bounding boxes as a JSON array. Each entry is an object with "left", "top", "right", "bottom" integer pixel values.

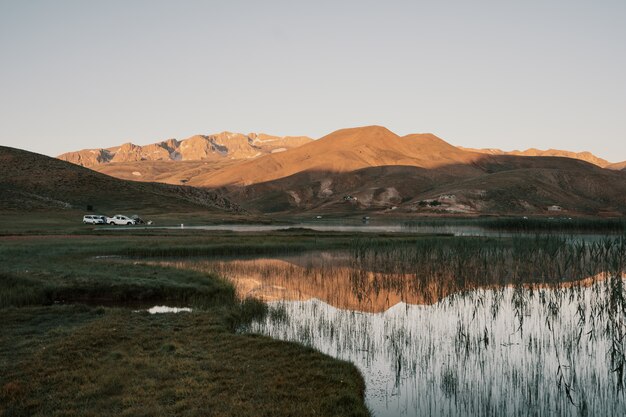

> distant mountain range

[
  {"left": 179, "top": 125, "right": 625, "bottom": 216},
  {"left": 15, "top": 125, "right": 626, "bottom": 217},
  {"left": 57, "top": 132, "right": 312, "bottom": 168},
  {"left": 458, "top": 147, "right": 625, "bottom": 170}
]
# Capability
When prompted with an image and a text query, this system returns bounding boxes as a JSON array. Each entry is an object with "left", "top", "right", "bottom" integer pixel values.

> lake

[{"left": 157, "top": 235, "right": 626, "bottom": 416}]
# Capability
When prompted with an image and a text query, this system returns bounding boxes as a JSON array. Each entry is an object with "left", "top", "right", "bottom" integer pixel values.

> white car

[
  {"left": 106, "top": 214, "right": 137, "bottom": 225},
  {"left": 83, "top": 215, "right": 106, "bottom": 224}
]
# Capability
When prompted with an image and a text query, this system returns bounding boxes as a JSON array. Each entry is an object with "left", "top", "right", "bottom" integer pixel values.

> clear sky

[{"left": 1, "top": 0, "right": 625, "bottom": 161}]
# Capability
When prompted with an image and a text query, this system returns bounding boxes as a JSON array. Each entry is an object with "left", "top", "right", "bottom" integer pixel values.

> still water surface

[{"left": 160, "top": 240, "right": 626, "bottom": 417}]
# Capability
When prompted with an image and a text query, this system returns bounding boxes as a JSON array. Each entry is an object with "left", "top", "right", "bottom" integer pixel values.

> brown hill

[
  {"left": 52, "top": 126, "right": 626, "bottom": 217},
  {"left": 58, "top": 132, "right": 312, "bottom": 168},
  {"left": 606, "top": 161, "right": 626, "bottom": 171},
  {"left": 458, "top": 146, "right": 615, "bottom": 168},
  {"left": 191, "top": 126, "right": 484, "bottom": 187},
  {"left": 179, "top": 126, "right": 626, "bottom": 216},
  {"left": 93, "top": 160, "right": 239, "bottom": 185},
  {"left": 0, "top": 146, "right": 240, "bottom": 214}
]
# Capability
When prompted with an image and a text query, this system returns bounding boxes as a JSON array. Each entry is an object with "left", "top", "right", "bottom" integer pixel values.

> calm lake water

[
  {"left": 111, "top": 222, "right": 489, "bottom": 235},
  {"left": 110, "top": 221, "right": 621, "bottom": 242},
  {"left": 159, "top": 237, "right": 626, "bottom": 417}
]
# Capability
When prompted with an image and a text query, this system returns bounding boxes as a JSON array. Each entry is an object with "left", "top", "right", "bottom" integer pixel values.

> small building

[{"left": 548, "top": 205, "right": 563, "bottom": 212}]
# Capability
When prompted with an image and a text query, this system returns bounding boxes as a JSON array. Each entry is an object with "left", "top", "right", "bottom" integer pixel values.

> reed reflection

[{"left": 150, "top": 235, "right": 626, "bottom": 417}]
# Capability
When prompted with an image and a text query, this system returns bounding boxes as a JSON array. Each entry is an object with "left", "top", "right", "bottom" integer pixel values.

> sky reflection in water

[{"left": 162, "top": 245, "right": 626, "bottom": 417}]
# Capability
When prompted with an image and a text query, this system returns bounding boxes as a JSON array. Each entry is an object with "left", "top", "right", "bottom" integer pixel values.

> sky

[{"left": 1, "top": 0, "right": 625, "bottom": 161}]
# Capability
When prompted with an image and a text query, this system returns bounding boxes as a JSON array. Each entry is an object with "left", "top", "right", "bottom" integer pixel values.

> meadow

[
  {"left": 0, "top": 231, "right": 373, "bottom": 417},
  {"left": 3, "top": 219, "right": 626, "bottom": 417}
]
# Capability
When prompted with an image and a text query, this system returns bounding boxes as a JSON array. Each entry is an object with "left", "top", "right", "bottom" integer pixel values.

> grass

[
  {"left": 4, "top": 219, "right": 625, "bottom": 416},
  {"left": 1, "top": 306, "right": 367, "bottom": 417},
  {"left": 404, "top": 216, "right": 626, "bottom": 233},
  {"left": 0, "top": 236, "right": 237, "bottom": 309},
  {"left": 347, "top": 234, "right": 626, "bottom": 401},
  {"left": 0, "top": 209, "right": 269, "bottom": 236},
  {"left": 0, "top": 232, "right": 371, "bottom": 417},
  {"left": 198, "top": 235, "right": 624, "bottom": 416},
  {"left": 346, "top": 235, "right": 626, "bottom": 303},
  {"left": 0, "top": 230, "right": 435, "bottom": 308}
]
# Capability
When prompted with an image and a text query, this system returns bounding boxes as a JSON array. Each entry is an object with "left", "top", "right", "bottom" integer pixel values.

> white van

[{"left": 83, "top": 215, "right": 106, "bottom": 224}]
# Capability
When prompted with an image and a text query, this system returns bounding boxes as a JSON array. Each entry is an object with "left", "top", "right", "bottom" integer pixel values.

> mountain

[
  {"left": 606, "top": 161, "right": 626, "bottom": 171},
  {"left": 58, "top": 132, "right": 313, "bottom": 168},
  {"left": 458, "top": 147, "right": 615, "bottom": 168},
  {"left": 0, "top": 146, "right": 240, "bottom": 214},
  {"left": 52, "top": 126, "right": 626, "bottom": 216},
  {"left": 94, "top": 160, "right": 239, "bottom": 185},
  {"left": 180, "top": 126, "right": 626, "bottom": 216},
  {"left": 191, "top": 126, "right": 483, "bottom": 187}
]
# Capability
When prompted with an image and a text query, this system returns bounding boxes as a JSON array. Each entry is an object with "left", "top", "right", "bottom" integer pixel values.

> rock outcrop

[{"left": 58, "top": 132, "right": 312, "bottom": 167}]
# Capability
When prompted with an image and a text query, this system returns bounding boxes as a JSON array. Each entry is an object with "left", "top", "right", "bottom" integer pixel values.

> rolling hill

[
  {"left": 0, "top": 146, "right": 241, "bottom": 215},
  {"left": 458, "top": 146, "right": 620, "bottom": 169},
  {"left": 182, "top": 126, "right": 626, "bottom": 216},
  {"left": 48, "top": 125, "right": 626, "bottom": 217},
  {"left": 191, "top": 126, "right": 484, "bottom": 187}
]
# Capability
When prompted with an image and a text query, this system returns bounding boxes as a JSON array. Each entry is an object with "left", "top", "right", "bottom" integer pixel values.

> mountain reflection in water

[{"left": 154, "top": 237, "right": 626, "bottom": 417}]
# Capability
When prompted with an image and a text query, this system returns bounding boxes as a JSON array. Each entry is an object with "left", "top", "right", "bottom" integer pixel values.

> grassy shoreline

[
  {"left": 4, "top": 222, "right": 625, "bottom": 416},
  {"left": 0, "top": 232, "right": 372, "bottom": 417}
]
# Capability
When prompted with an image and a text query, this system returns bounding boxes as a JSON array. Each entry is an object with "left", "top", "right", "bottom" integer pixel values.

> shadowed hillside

[
  {"left": 458, "top": 146, "right": 620, "bottom": 168},
  {"left": 46, "top": 126, "right": 626, "bottom": 217},
  {"left": 187, "top": 126, "right": 626, "bottom": 216},
  {"left": 0, "top": 146, "right": 240, "bottom": 214},
  {"left": 191, "top": 126, "right": 484, "bottom": 187}
]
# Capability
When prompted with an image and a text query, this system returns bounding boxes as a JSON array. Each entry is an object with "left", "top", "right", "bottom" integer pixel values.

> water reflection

[
  {"left": 161, "top": 252, "right": 476, "bottom": 313},
  {"left": 254, "top": 286, "right": 623, "bottom": 417},
  {"left": 146, "top": 305, "right": 192, "bottom": 314},
  {"left": 154, "top": 236, "right": 626, "bottom": 416}
]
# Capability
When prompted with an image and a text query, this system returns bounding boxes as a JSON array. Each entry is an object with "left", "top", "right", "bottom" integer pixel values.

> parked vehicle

[
  {"left": 130, "top": 214, "right": 145, "bottom": 224},
  {"left": 106, "top": 214, "right": 136, "bottom": 225},
  {"left": 83, "top": 215, "right": 106, "bottom": 224}
]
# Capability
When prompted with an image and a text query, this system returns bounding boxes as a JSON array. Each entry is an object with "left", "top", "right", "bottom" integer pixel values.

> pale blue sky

[{"left": 1, "top": 0, "right": 625, "bottom": 161}]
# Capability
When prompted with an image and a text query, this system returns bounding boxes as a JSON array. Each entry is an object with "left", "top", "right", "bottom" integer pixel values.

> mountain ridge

[
  {"left": 177, "top": 126, "right": 626, "bottom": 216},
  {"left": 190, "top": 126, "right": 485, "bottom": 187},
  {"left": 48, "top": 125, "right": 626, "bottom": 216},
  {"left": 58, "top": 132, "right": 313, "bottom": 168},
  {"left": 458, "top": 146, "right": 617, "bottom": 169}
]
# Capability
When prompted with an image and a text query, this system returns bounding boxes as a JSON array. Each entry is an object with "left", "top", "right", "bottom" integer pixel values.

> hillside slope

[
  {"left": 0, "top": 146, "right": 240, "bottom": 214},
  {"left": 192, "top": 126, "right": 484, "bottom": 187},
  {"left": 458, "top": 146, "right": 622, "bottom": 169},
  {"left": 92, "top": 160, "right": 238, "bottom": 185},
  {"left": 185, "top": 126, "right": 626, "bottom": 216}
]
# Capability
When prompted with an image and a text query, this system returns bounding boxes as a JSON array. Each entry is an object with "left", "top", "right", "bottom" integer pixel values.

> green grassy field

[
  {"left": 7, "top": 206, "right": 624, "bottom": 416},
  {"left": 403, "top": 216, "right": 626, "bottom": 232},
  {"left": 0, "top": 209, "right": 276, "bottom": 236},
  {"left": 0, "top": 231, "right": 372, "bottom": 417}
]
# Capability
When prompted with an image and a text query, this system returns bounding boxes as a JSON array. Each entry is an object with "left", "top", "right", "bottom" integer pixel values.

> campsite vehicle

[
  {"left": 106, "top": 214, "right": 136, "bottom": 225},
  {"left": 83, "top": 215, "right": 106, "bottom": 224},
  {"left": 130, "top": 214, "right": 146, "bottom": 224}
]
